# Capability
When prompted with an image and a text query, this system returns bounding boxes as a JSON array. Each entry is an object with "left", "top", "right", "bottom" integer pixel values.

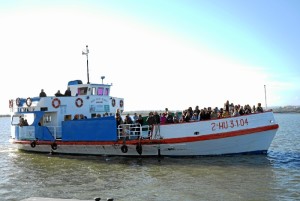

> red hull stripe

[{"left": 14, "top": 124, "right": 278, "bottom": 146}]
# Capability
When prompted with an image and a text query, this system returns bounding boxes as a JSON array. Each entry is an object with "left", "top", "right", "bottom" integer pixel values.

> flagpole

[
  {"left": 82, "top": 45, "right": 90, "bottom": 84},
  {"left": 264, "top": 85, "right": 267, "bottom": 110}
]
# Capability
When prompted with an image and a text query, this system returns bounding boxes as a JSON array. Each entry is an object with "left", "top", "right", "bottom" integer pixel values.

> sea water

[{"left": 0, "top": 113, "right": 299, "bottom": 201}]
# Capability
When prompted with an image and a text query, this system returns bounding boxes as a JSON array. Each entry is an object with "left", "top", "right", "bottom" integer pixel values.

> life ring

[
  {"left": 121, "top": 144, "right": 128, "bottom": 153},
  {"left": 51, "top": 142, "right": 58, "bottom": 150},
  {"left": 136, "top": 143, "right": 142, "bottom": 155},
  {"left": 30, "top": 141, "right": 36, "bottom": 148},
  {"left": 52, "top": 98, "right": 61, "bottom": 108},
  {"left": 112, "top": 99, "right": 116, "bottom": 107},
  {"left": 120, "top": 100, "right": 124, "bottom": 108},
  {"left": 26, "top": 97, "right": 32, "bottom": 107},
  {"left": 9, "top": 99, "right": 13, "bottom": 108},
  {"left": 16, "top": 98, "right": 21, "bottom": 106},
  {"left": 75, "top": 98, "right": 83, "bottom": 107}
]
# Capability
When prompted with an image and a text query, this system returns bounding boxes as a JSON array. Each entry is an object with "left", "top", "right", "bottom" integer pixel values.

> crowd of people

[
  {"left": 175, "top": 101, "right": 264, "bottom": 123},
  {"left": 116, "top": 101, "right": 265, "bottom": 126}
]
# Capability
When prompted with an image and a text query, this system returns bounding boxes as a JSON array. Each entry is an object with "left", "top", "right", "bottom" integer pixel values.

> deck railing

[
  {"left": 117, "top": 123, "right": 150, "bottom": 140},
  {"left": 47, "top": 126, "right": 62, "bottom": 139}
]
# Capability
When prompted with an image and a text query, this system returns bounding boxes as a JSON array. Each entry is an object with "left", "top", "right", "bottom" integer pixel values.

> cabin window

[
  {"left": 78, "top": 87, "right": 88, "bottom": 95},
  {"left": 41, "top": 107, "right": 48, "bottom": 111},
  {"left": 12, "top": 115, "right": 22, "bottom": 125},
  {"left": 97, "top": 87, "right": 104, "bottom": 95},
  {"left": 91, "top": 87, "right": 96, "bottom": 95},
  {"left": 24, "top": 113, "right": 35, "bottom": 125},
  {"left": 44, "top": 115, "right": 52, "bottom": 123},
  {"left": 104, "top": 88, "right": 109, "bottom": 95}
]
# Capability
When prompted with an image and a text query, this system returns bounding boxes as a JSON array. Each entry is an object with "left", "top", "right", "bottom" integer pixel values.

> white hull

[{"left": 14, "top": 123, "right": 278, "bottom": 156}]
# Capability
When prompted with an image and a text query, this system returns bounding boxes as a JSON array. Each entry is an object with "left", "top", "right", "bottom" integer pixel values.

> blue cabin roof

[{"left": 68, "top": 80, "right": 83, "bottom": 85}]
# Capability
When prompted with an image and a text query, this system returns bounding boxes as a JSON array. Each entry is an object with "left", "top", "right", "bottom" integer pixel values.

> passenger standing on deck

[
  {"left": 124, "top": 114, "right": 133, "bottom": 124},
  {"left": 191, "top": 113, "right": 198, "bottom": 121},
  {"left": 146, "top": 112, "right": 155, "bottom": 138},
  {"left": 194, "top": 106, "right": 200, "bottom": 119},
  {"left": 166, "top": 112, "right": 174, "bottom": 123},
  {"left": 154, "top": 112, "right": 160, "bottom": 124},
  {"left": 256, "top": 103, "right": 264, "bottom": 113},
  {"left": 187, "top": 107, "right": 193, "bottom": 118},
  {"left": 160, "top": 113, "right": 167, "bottom": 124},
  {"left": 165, "top": 108, "right": 169, "bottom": 115},
  {"left": 200, "top": 109, "right": 206, "bottom": 121},
  {"left": 115, "top": 113, "right": 123, "bottom": 136},
  {"left": 136, "top": 114, "right": 144, "bottom": 125},
  {"left": 207, "top": 107, "right": 212, "bottom": 120},
  {"left": 64, "top": 87, "right": 72, "bottom": 96},
  {"left": 244, "top": 104, "right": 252, "bottom": 114},
  {"left": 239, "top": 106, "right": 245, "bottom": 115},
  {"left": 173, "top": 112, "right": 179, "bottom": 123},
  {"left": 146, "top": 112, "right": 155, "bottom": 125},
  {"left": 224, "top": 100, "right": 230, "bottom": 112},
  {"left": 252, "top": 105, "right": 256, "bottom": 113},
  {"left": 133, "top": 113, "right": 138, "bottom": 122},
  {"left": 218, "top": 108, "right": 224, "bottom": 118},
  {"left": 39, "top": 89, "right": 47, "bottom": 97},
  {"left": 116, "top": 113, "right": 123, "bottom": 127},
  {"left": 211, "top": 108, "right": 218, "bottom": 119},
  {"left": 55, "top": 90, "right": 63, "bottom": 97},
  {"left": 153, "top": 111, "right": 161, "bottom": 138},
  {"left": 184, "top": 110, "right": 191, "bottom": 122},
  {"left": 232, "top": 105, "right": 240, "bottom": 117}
]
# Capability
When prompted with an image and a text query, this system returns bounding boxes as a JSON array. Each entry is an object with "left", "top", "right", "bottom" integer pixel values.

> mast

[
  {"left": 264, "top": 85, "right": 267, "bottom": 110},
  {"left": 82, "top": 45, "right": 90, "bottom": 84}
]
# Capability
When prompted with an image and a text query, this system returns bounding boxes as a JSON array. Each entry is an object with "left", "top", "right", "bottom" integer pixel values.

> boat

[{"left": 8, "top": 47, "right": 279, "bottom": 157}]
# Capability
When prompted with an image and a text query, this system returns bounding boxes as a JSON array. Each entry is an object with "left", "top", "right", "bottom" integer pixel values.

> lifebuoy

[
  {"left": 52, "top": 98, "right": 61, "bottom": 108},
  {"left": 51, "top": 142, "right": 57, "bottom": 150},
  {"left": 112, "top": 99, "right": 116, "bottom": 107},
  {"left": 30, "top": 141, "right": 36, "bottom": 148},
  {"left": 75, "top": 98, "right": 83, "bottom": 107},
  {"left": 120, "top": 100, "right": 124, "bottom": 108},
  {"left": 121, "top": 144, "right": 128, "bottom": 153},
  {"left": 136, "top": 143, "right": 142, "bottom": 155},
  {"left": 16, "top": 98, "right": 21, "bottom": 106},
  {"left": 26, "top": 97, "right": 32, "bottom": 107},
  {"left": 9, "top": 100, "right": 13, "bottom": 108}
]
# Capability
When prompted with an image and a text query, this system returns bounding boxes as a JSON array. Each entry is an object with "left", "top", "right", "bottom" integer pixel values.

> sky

[{"left": 0, "top": 0, "right": 299, "bottom": 114}]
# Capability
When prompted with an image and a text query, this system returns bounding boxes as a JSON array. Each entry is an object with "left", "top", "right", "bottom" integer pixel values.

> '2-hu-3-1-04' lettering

[{"left": 211, "top": 118, "right": 249, "bottom": 131}]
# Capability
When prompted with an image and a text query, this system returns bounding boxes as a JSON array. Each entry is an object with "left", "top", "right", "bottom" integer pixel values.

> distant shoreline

[{"left": 0, "top": 115, "right": 10, "bottom": 117}]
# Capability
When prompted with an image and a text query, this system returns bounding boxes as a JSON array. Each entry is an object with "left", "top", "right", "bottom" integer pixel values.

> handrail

[{"left": 117, "top": 123, "right": 150, "bottom": 140}]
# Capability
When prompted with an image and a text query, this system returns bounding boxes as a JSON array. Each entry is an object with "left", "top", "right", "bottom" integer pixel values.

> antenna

[
  {"left": 101, "top": 76, "right": 105, "bottom": 84},
  {"left": 264, "top": 85, "right": 267, "bottom": 110},
  {"left": 82, "top": 45, "right": 90, "bottom": 84}
]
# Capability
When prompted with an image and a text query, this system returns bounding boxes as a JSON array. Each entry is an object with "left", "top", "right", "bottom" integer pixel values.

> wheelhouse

[{"left": 67, "top": 80, "right": 111, "bottom": 97}]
